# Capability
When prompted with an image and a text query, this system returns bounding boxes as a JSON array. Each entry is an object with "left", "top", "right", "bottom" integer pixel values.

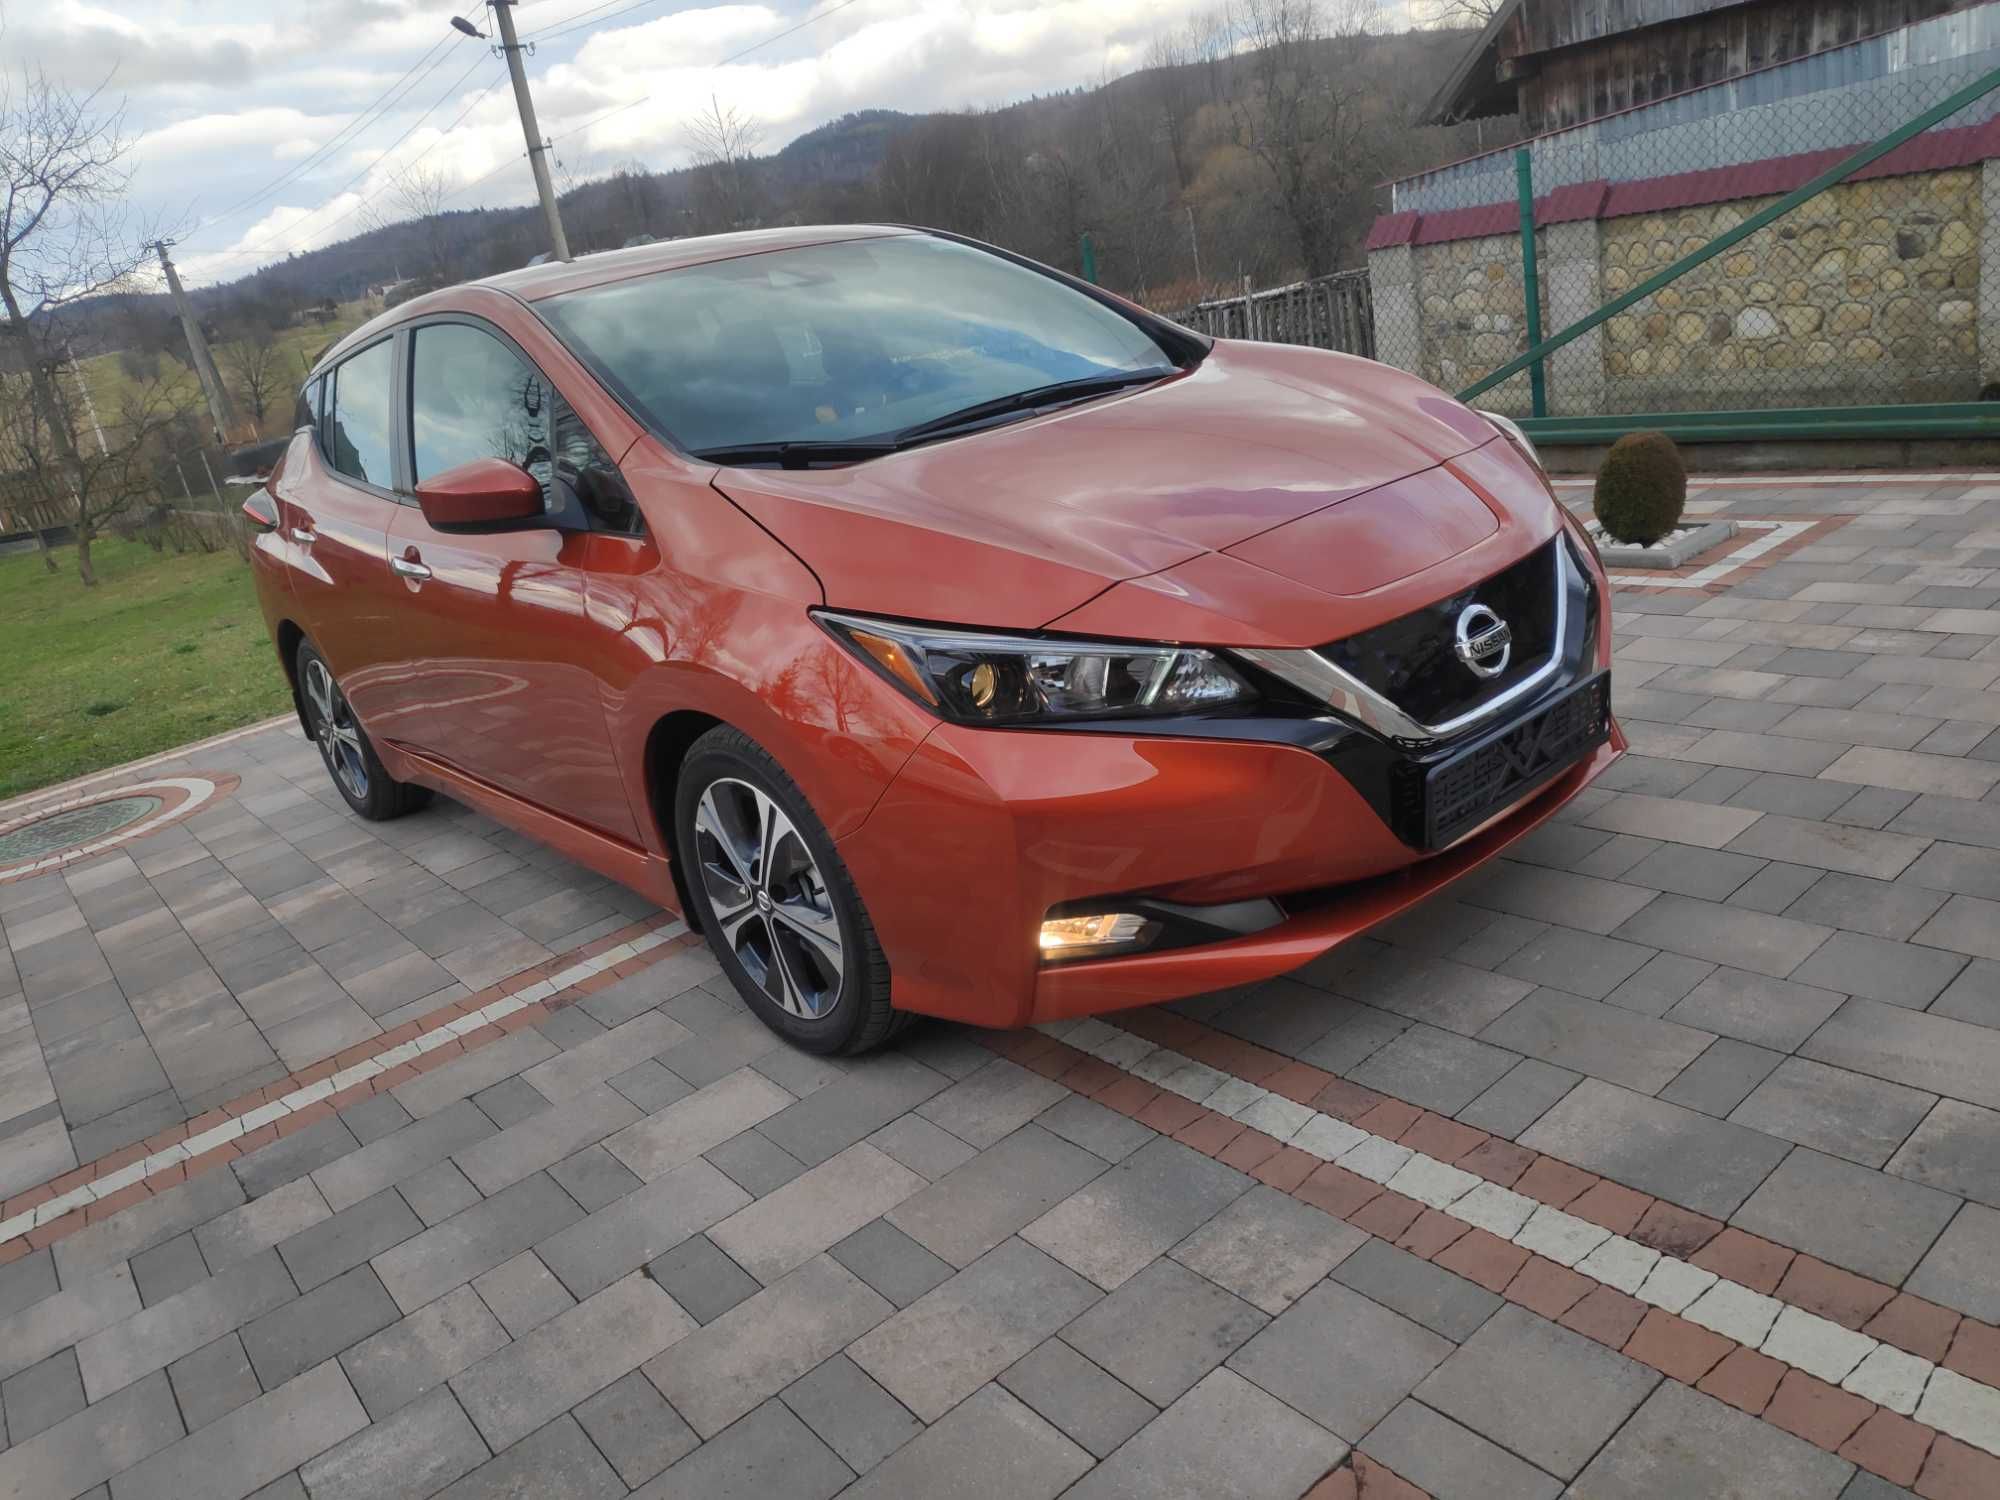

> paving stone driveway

[
  {"left": 0, "top": 733, "right": 661, "bottom": 1197},
  {"left": 1, "top": 470, "right": 1999, "bottom": 1498}
]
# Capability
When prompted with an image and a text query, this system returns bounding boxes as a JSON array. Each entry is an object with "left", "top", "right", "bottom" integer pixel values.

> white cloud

[
  {"left": 20, "top": 0, "right": 1402, "bottom": 285},
  {"left": 133, "top": 109, "right": 327, "bottom": 165},
  {"left": 571, "top": 3, "right": 782, "bottom": 63}
]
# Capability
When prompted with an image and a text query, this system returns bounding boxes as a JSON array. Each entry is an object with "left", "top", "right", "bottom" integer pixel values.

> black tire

[
  {"left": 675, "top": 725, "right": 899, "bottom": 1055},
  {"left": 294, "top": 640, "right": 431, "bottom": 822}
]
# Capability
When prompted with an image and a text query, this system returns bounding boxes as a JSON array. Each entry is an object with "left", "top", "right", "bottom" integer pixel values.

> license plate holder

[{"left": 1420, "top": 672, "right": 1611, "bottom": 849}]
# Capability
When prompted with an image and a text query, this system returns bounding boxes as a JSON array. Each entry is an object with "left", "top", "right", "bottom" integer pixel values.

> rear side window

[
  {"left": 410, "top": 322, "right": 638, "bottom": 533},
  {"left": 327, "top": 341, "right": 394, "bottom": 487}
]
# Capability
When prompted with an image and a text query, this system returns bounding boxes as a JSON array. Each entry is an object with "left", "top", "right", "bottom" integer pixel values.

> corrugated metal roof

[{"left": 1368, "top": 114, "right": 2000, "bottom": 251}]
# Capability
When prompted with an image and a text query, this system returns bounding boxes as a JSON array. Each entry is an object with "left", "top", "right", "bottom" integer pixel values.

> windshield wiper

[
  {"left": 691, "top": 368, "right": 1176, "bottom": 470},
  {"left": 691, "top": 439, "right": 903, "bottom": 470},
  {"left": 891, "top": 367, "right": 1177, "bottom": 445}
]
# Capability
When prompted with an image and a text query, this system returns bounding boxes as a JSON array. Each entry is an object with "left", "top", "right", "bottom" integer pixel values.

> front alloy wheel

[
  {"left": 676, "top": 726, "right": 898, "bottom": 1054},
  {"left": 693, "top": 777, "right": 844, "bottom": 1019}
]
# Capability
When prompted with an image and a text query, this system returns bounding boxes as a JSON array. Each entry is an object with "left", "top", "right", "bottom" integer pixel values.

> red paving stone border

[
  {"left": 1094, "top": 1006, "right": 1988, "bottom": 1380},
  {"left": 999, "top": 1024, "right": 2000, "bottom": 1497},
  {"left": 0, "top": 913, "right": 692, "bottom": 1258}
]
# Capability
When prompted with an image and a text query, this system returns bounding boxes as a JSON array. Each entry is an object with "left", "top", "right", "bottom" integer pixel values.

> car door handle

[
  {"left": 290, "top": 526, "right": 316, "bottom": 546},
  {"left": 391, "top": 555, "right": 432, "bottom": 581}
]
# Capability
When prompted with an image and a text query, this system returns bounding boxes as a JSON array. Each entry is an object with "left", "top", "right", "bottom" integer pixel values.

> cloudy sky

[{"left": 5, "top": 0, "right": 1310, "bottom": 288}]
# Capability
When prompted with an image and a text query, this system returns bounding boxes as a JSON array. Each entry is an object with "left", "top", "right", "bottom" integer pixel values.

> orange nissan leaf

[{"left": 246, "top": 227, "right": 1623, "bottom": 1054}]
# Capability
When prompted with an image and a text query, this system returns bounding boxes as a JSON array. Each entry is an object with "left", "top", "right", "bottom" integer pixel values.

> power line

[
  {"left": 524, "top": 0, "right": 677, "bottom": 45},
  {"left": 183, "top": 35, "right": 466, "bottom": 243},
  {"left": 198, "top": 62, "right": 508, "bottom": 267},
  {"left": 442, "top": 151, "right": 528, "bottom": 207},
  {"left": 549, "top": 0, "right": 868, "bottom": 149}
]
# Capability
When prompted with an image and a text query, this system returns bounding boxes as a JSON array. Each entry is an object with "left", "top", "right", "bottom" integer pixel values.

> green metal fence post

[
  {"left": 1515, "top": 148, "right": 1546, "bottom": 419},
  {"left": 1079, "top": 232, "right": 1098, "bottom": 285},
  {"left": 1457, "top": 63, "right": 2000, "bottom": 406}
]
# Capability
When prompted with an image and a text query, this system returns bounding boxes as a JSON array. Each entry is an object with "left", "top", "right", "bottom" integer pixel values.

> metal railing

[{"left": 1170, "top": 270, "right": 1376, "bottom": 358}]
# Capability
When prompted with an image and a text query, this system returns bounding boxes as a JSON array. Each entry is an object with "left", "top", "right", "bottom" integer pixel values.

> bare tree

[
  {"left": 609, "top": 160, "right": 658, "bottom": 243},
  {"left": 0, "top": 64, "right": 160, "bottom": 583},
  {"left": 1228, "top": 0, "right": 1382, "bottom": 279},
  {"left": 685, "top": 95, "right": 764, "bottom": 232},
  {"left": 1143, "top": 28, "right": 1200, "bottom": 194},
  {"left": 365, "top": 162, "right": 456, "bottom": 285},
  {"left": 0, "top": 363, "right": 189, "bottom": 584},
  {"left": 222, "top": 331, "right": 282, "bottom": 434},
  {"left": 1189, "top": 7, "right": 1238, "bottom": 105},
  {"left": 1417, "top": 0, "right": 1504, "bottom": 27}
]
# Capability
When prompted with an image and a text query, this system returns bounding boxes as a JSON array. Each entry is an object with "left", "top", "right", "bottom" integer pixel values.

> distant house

[{"left": 1368, "top": 0, "right": 2000, "bottom": 413}]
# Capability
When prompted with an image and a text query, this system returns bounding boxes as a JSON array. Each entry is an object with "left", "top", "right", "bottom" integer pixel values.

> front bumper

[{"left": 836, "top": 692, "right": 1623, "bottom": 1031}]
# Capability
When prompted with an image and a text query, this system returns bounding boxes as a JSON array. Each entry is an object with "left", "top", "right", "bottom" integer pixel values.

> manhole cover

[
  {"left": 0, "top": 795, "right": 164, "bottom": 862},
  {"left": 0, "top": 772, "right": 239, "bottom": 883}
]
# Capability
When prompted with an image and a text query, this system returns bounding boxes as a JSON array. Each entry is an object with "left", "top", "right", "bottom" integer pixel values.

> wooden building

[{"left": 1427, "top": 0, "right": 1985, "bottom": 136}]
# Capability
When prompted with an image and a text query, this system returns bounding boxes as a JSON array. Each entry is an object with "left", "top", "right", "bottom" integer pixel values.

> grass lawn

[{"left": 0, "top": 538, "right": 294, "bottom": 802}]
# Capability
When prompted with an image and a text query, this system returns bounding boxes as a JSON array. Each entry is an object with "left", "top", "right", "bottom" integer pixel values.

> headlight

[
  {"left": 1479, "top": 409, "right": 1542, "bottom": 473},
  {"left": 817, "top": 611, "right": 1257, "bottom": 725}
]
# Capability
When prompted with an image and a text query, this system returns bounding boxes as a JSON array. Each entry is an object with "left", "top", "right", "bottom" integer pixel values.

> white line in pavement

[
  {"left": 1039, "top": 1015, "right": 2000, "bottom": 1458},
  {"left": 1551, "top": 473, "right": 2000, "bottom": 487},
  {"left": 1604, "top": 519, "right": 1815, "bottom": 589},
  {"left": 0, "top": 920, "right": 687, "bottom": 1255}
]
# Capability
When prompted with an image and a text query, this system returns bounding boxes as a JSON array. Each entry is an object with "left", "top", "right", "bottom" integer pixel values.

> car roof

[
  {"left": 310, "top": 224, "right": 917, "bottom": 379},
  {"left": 488, "top": 224, "right": 914, "bottom": 299}
]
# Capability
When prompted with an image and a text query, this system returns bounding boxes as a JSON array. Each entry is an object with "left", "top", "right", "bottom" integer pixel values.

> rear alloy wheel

[
  {"left": 295, "top": 641, "right": 431, "bottom": 821},
  {"left": 676, "top": 727, "right": 897, "bottom": 1054}
]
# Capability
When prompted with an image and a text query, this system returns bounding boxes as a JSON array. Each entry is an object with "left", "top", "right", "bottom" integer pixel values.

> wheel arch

[
  {"left": 275, "top": 619, "right": 312, "bottom": 736},
  {"left": 644, "top": 708, "right": 726, "bottom": 932}
]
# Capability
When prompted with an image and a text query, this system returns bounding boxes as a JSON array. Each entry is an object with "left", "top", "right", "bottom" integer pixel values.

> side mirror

[
  {"left": 413, "top": 457, "right": 546, "bottom": 531},
  {"left": 241, "top": 490, "right": 279, "bottom": 532}
]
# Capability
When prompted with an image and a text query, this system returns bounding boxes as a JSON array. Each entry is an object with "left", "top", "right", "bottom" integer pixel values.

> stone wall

[
  {"left": 1406, "top": 232, "right": 1545, "bottom": 418},
  {"left": 1600, "top": 170, "right": 1981, "bottom": 409},
  {"left": 1370, "top": 163, "right": 1990, "bottom": 414}
]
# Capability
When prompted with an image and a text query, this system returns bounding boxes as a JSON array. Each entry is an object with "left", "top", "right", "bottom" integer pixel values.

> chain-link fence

[
  {"left": 124, "top": 444, "right": 255, "bottom": 559},
  {"left": 1177, "top": 11, "right": 2000, "bottom": 430},
  {"left": 1167, "top": 270, "right": 1376, "bottom": 356},
  {"left": 1368, "top": 25, "right": 2000, "bottom": 421}
]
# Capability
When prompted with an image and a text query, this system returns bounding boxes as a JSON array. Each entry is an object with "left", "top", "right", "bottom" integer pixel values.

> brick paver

[{"left": 4, "top": 470, "right": 2000, "bottom": 1495}]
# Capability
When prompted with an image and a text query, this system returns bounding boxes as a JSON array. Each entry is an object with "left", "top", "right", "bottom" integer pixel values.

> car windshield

[{"left": 537, "top": 235, "right": 1182, "bottom": 456}]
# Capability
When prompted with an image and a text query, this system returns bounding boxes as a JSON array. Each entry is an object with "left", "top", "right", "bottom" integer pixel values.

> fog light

[{"left": 1039, "top": 912, "right": 1150, "bottom": 957}]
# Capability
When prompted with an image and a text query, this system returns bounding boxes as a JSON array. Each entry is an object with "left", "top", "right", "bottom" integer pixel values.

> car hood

[{"left": 711, "top": 340, "right": 1519, "bottom": 632}]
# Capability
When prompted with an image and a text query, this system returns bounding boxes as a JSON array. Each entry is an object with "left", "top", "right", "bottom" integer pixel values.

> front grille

[{"left": 1318, "top": 540, "right": 1559, "bottom": 728}]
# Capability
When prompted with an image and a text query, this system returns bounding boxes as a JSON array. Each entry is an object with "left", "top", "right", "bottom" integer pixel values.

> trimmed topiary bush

[{"left": 1593, "top": 430, "right": 1687, "bottom": 546}]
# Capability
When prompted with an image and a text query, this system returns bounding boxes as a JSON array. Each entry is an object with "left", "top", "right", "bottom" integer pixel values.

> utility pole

[
  {"left": 484, "top": 1, "right": 571, "bottom": 262},
  {"left": 150, "top": 240, "right": 241, "bottom": 447},
  {"left": 65, "top": 345, "right": 108, "bottom": 457}
]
